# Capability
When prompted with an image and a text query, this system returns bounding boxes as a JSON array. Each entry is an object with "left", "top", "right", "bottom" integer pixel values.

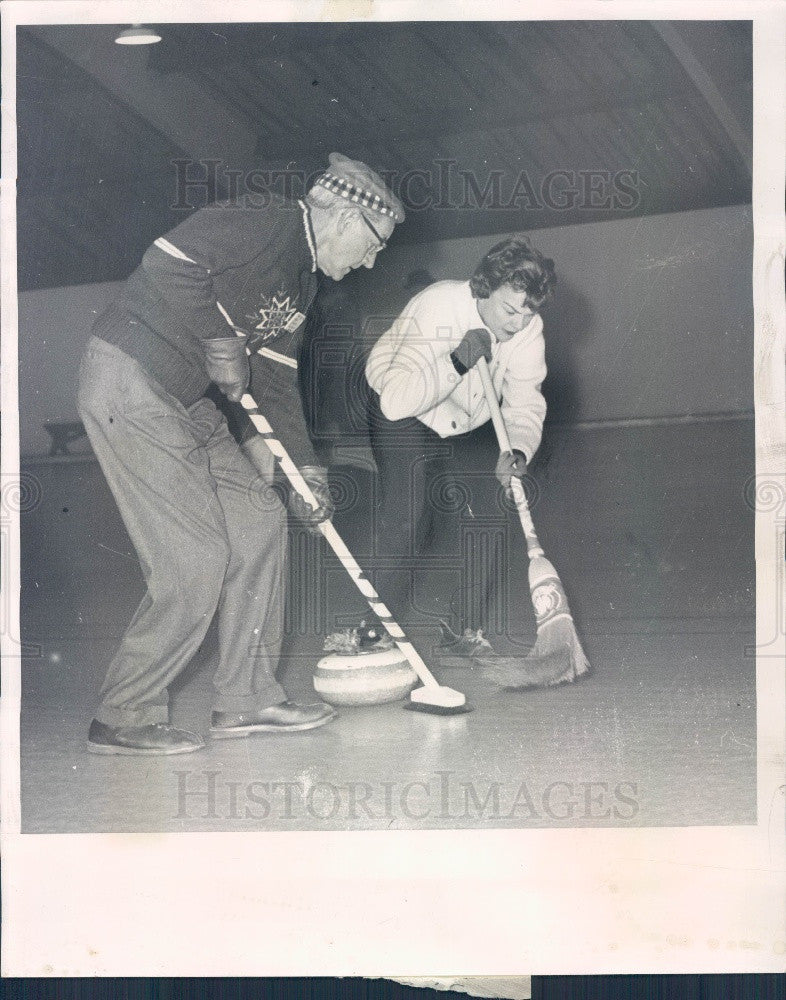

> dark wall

[
  {"left": 18, "top": 204, "right": 752, "bottom": 457},
  {"left": 312, "top": 203, "right": 754, "bottom": 435}
]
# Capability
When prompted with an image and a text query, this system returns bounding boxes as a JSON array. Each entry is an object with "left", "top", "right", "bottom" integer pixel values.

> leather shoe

[
  {"left": 210, "top": 701, "right": 337, "bottom": 739},
  {"left": 87, "top": 719, "right": 205, "bottom": 756}
]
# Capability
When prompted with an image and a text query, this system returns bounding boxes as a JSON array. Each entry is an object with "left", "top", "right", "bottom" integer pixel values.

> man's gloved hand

[
  {"left": 288, "top": 466, "right": 335, "bottom": 533},
  {"left": 495, "top": 449, "right": 528, "bottom": 498},
  {"left": 200, "top": 336, "right": 250, "bottom": 403},
  {"left": 450, "top": 327, "right": 493, "bottom": 375}
]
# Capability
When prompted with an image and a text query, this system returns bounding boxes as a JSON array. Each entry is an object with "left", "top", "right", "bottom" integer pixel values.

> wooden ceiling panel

[{"left": 16, "top": 21, "right": 752, "bottom": 290}]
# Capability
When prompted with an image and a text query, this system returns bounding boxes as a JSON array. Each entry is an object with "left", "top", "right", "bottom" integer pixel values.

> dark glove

[
  {"left": 495, "top": 449, "right": 528, "bottom": 497},
  {"left": 288, "top": 466, "right": 335, "bottom": 532},
  {"left": 200, "top": 336, "right": 250, "bottom": 402},
  {"left": 450, "top": 327, "right": 493, "bottom": 375}
]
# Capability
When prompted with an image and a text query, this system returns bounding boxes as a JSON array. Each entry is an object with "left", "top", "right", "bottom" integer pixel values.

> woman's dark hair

[{"left": 470, "top": 237, "right": 556, "bottom": 306}]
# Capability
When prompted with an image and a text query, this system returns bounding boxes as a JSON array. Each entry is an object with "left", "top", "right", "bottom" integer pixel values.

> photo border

[{"left": 2, "top": 0, "right": 784, "bottom": 977}]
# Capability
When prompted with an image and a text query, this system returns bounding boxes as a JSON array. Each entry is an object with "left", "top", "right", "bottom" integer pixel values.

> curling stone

[{"left": 313, "top": 647, "right": 419, "bottom": 706}]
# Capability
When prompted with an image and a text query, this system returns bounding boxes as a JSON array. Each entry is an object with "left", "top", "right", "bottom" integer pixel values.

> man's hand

[
  {"left": 200, "top": 336, "right": 250, "bottom": 402},
  {"left": 495, "top": 449, "right": 528, "bottom": 498},
  {"left": 288, "top": 466, "right": 335, "bottom": 533},
  {"left": 450, "top": 327, "right": 493, "bottom": 375}
]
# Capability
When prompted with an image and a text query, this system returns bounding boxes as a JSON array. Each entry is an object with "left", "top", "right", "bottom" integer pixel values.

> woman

[{"left": 364, "top": 237, "right": 556, "bottom": 649}]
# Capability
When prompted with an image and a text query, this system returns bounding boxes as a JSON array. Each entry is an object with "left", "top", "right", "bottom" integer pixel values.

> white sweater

[{"left": 365, "top": 280, "right": 547, "bottom": 461}]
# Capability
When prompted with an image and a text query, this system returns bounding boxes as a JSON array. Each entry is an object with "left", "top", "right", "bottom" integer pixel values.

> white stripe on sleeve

[{"left": 153, "top": 237, "right": 199, "bottom": 265}]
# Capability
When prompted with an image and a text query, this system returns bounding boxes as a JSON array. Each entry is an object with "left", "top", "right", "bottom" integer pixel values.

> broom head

[{"left": 478, "top": 554, "right": 591, "bottom": 689}]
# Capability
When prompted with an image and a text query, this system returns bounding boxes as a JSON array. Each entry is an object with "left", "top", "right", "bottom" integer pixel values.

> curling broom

[
  {"left": 215, "top": 301, "right": 469, "bottom": 713},
  {"left": 475, "top": 357, "right": 590, "bottom": 689}
]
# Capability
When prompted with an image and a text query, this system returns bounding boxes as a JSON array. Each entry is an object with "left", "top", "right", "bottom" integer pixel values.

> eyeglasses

[{"left": 358, "top": 211, "right": 388, "bottom": 259}]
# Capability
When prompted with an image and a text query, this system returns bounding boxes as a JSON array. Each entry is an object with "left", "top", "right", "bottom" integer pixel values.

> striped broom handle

[
  {"left": 236, "top": 391, "right": 444, "bottom": 692},
  {"left": 214, "top": 300, "right": 443, "bottom": 690},
  {"left": 476, "top": 357, "right": 544, "bottom": 558}
]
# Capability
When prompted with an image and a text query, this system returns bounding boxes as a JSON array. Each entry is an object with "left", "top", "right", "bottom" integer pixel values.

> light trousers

[{"left": 78, "top": 336, "right": 287, "bottom": 727}]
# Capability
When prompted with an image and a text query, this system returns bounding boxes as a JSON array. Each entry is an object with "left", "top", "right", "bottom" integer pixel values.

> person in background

[
  {"left": 364, "top": 236, "right": 555, "bottom": 653},
  {"left": 78, "top": 152, "right": 404, "bottom": 755}
]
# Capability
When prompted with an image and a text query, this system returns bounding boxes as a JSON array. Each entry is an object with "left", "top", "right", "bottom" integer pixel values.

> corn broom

[{"left": 475, "top": 357, "right": 590, "bottom": 689}]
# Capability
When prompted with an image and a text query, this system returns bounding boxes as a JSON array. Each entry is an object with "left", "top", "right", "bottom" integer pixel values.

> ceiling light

[{"left": 114, "top": 24, "right": 162, "bottom": 46}]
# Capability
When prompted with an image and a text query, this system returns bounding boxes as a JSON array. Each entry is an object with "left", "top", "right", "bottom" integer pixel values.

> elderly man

[
  {"left": 78, "top": 153, "right": 403, "bottom": 755},
  {"left": 364, "top": 236, "right": 555, "bottom": 649}
]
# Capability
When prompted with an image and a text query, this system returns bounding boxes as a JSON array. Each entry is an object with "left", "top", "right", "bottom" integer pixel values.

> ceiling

[{"left": 16, "top": 20, "right": 752, "bottom": 291}]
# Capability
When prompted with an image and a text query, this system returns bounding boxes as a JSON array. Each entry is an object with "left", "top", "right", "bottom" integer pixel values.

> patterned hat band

[{"left": 314, "top": 171, "right": 398, "bottom": 218}]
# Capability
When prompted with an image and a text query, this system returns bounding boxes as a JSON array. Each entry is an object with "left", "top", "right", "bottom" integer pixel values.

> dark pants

[
  {"left": 78, "top": 337, "right": 287, "bottom": 727},
  {"left": 366, "top": 391, "right": 506, "bottom": 640}
]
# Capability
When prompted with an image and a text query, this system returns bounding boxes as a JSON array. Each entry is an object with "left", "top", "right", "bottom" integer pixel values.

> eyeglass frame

[{"left": 358, "top": 211, "right": 388, "bottom": 260}]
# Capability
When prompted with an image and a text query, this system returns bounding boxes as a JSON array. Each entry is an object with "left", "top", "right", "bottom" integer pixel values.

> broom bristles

[{"left": 478, "top": 616, "right": 590, "bottom": 689}]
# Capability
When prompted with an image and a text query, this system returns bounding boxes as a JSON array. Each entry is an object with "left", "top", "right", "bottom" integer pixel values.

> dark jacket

[{"left": 93, "top": 195, "right": 320, "bottom": 465}]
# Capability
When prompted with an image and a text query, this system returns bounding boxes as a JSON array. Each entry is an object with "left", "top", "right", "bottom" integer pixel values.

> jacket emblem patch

[{"left": 248, "top": 290, "right": 305, "bottom": 340}]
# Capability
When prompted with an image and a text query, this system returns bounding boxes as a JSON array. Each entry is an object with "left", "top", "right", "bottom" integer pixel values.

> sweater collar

[{"left": 298, "top": 199, "right": 318, "bottom": 273}]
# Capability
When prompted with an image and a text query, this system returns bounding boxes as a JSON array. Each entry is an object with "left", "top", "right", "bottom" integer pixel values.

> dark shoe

[
  {"left": 87, "top": 719, "right": 205, "bottom": 756},
  {"left": 438, "top": 621, "right": 495, "bottom": 666},
  {"left": 210, "top": 701, "right": 337, "bottom": 739}
]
